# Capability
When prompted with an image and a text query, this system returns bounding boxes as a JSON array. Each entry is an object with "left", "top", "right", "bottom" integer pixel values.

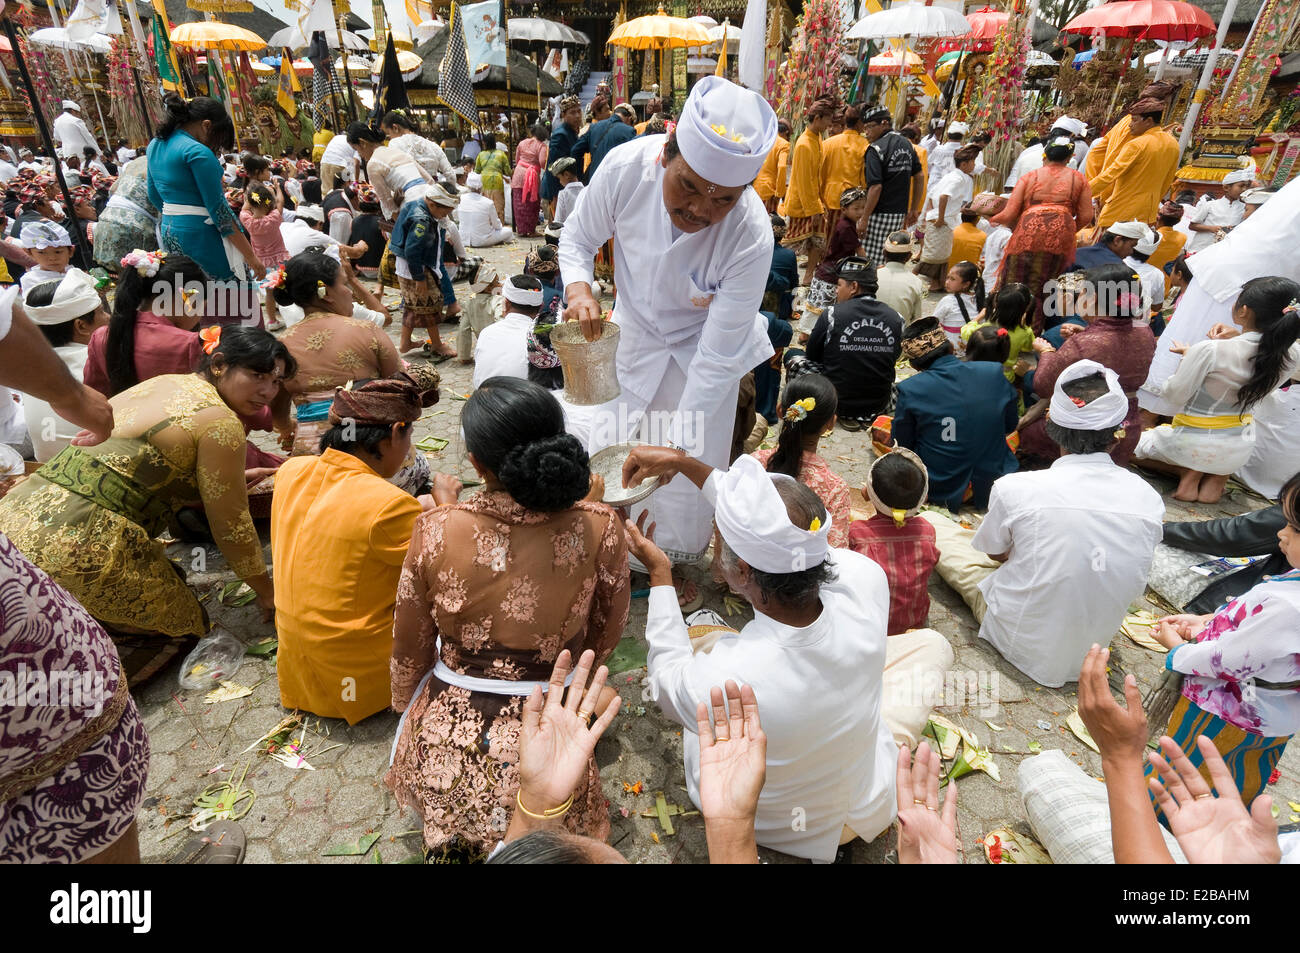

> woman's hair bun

[
  {"left": 496, "top": 433, "right": 590, "bottom": 512},
  {"left": 162, "top": 92, "right": 190, "bottom": 120}
]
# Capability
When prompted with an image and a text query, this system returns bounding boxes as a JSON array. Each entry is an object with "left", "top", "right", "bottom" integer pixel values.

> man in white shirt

[
  {"left": 1004, "top": 116, "right": 1088, "bottom": 190},
  {"left": 16, "top": 149, "right": 42, "bottom": 174},
  {"left": 1185, "top": 168, "right": 1252, "bottom": 255},
  {"left": 52, "top": 101, "right": 99, "bottom": 160},
  {"left": 625, "top": 447, "right": 903, "bottom": 863},
  {"left": 0, "top": 156, "right": 16, "bottom": 185},
  {"left": 550, "top": 157, "right": 584, "bottom": 225},
  {"left": 1126, "top": 227, "right": 1169, "bottom": 322},
  {"left": 925, "top": 362, "right": 1164, "bottom": 687},
  {"left": 918, "top": 145, "right": 978, "bottom": 290},
  {"left": 471, "top": 275, "right": 542, "bottom": 388},
  {"left": 458, "top": 172, "right": 513, "bottom": 247},
  {"left": 115, "top": 140, "right": 137, "bottom": 166},
  {"left": 319, "top": 135, "right": 358, "bottom": 190},
  {"left": 925, "top": 121, "right": 967, "bottom": 196}
]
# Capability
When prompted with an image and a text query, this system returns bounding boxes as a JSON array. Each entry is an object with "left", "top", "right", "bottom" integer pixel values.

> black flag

[{"left": 371, "top": 33, "right": 410, "bottom": 122}]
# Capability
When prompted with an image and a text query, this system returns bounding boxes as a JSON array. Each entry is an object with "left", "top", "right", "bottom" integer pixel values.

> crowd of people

[{"left": 1, "top": 71, "right": 1299, "bottom": 867}]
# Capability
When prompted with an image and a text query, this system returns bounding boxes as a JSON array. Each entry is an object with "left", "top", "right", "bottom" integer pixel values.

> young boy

[
  {"left": 390, "top": 181, "right": 459, "bottom": 357},
  {"left": 18, "top": 220, "right": 74, "bottom": 294},
  {"left": 550, "top": 157, "right": 583, "bottom": 225},
  {"left": 948, "top": 205, "right": 987, "bottom": 274},
  {"left": 455, "top": 265, "right": 503, "bottom": 364},
  {"left": 1145, "top": 199, "right": 1188, "bottom": 275},
  {"left": 848, "top": 448, "right": 940, "bottom": 635}
]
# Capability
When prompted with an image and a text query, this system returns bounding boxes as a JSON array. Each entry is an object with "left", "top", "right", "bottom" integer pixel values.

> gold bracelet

[{"left": 516, "top": 789, "right": 574, "bottom": 819}]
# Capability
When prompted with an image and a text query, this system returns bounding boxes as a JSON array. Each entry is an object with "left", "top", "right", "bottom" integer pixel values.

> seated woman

[
  {"left": 0, "top": 326, "right": 292, "bottom": 681},
  {"left": 386, "top": 377, "right": 630, "bottom": 857},
  {"left": 750, "top": 373, "right": 850, "bottom": 548},
  {"left": 1145, "top": 469, "right": 1300, "bottom": 815},
  {"left": 271, "top": 372, "right": 454, "bottom": 724}
]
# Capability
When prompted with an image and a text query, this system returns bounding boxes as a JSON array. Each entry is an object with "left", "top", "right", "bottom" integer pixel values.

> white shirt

[
  {"left": 645, "top": 541, "right": 898, "bottom": 863},
  {"left": 972, "top": 454, "right": 1164, "bottom": 687},
  {"left": 23, "top": 343, "right": 87, "bottom": 463},
  {"left": 1150, "top": 331, "right": 1300, "bottom": 418},
  {"left": 51, "top": 111, "right": 98, "bottom": 158},
  {"left": 926, "top": 140, "right": 960, "bottom": 191},
  {"left": 116, "top": 146, "right": 137, "bottom": 165},
  {"left": 458, "top": 191, "right": 504, "bottom": 246},
  {"left": 1183, "top": 174, "right": 1300, "bottom": 304},
  {"left": 983, "top": 225, "right": 1012, "bottom": 289},
  {"left": 387, "top": 133, "right": 454, "bottom": 182},
  {"left": 933, "top": 292, "right": 978, "bottom": 345},
  {"left": 554, "top": 181, "right": 584, "bottom": 225},
  {"left": 19, "top": 268, "right": 71, "bottom": 295},
  {"left": 1235, "top": 383, "right": 1300, "bottom": 499},
  {"left": 279, "top": 219, "right": 338, "bottom": 258},
  {"left": 1005, "top": 143, "right": 1044, "bottom": 189},
  {"left": 928, "top": 169, "right": 973, "bottom": 229},
  {"left": 1186, "top": 196, "right": 1245, "bottom": 254},
  {"left": 85, "top": 158, "right": 109, "bottom": 178},
  {"left": 471, "top": 310, "right": 534, "bottom": 388},
  {"left": 319, "top": 136, "right": 357, "bottom": 169},
  {"left": 0, "top": 160, "right": 16, "bottom": 184},
  {"left": 1125, "top": 255, "right": 1168, "bottom": 319},
  {"left": 18, "top": 160, "right": 42, "bottom": 173}
]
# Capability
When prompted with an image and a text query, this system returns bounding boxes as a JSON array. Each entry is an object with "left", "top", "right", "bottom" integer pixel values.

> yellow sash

[{"left": 1171, "top": 412, "right": 1253, "bottom": 430}]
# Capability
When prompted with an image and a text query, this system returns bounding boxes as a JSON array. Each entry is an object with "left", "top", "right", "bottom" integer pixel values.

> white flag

[
  {"left": 297, "top": 0, "right": 338, "bottom": 39},
  {"left": 66, "top": 0, "right": 112, "bottom": 40},
  {"left": 738, "top": 0, "right": 765, "bottom": 91}
]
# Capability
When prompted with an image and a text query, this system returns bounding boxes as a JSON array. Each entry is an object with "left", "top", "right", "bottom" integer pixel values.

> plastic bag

[{"left": 178, "top": 629, "right": 245, "bottom": 691}]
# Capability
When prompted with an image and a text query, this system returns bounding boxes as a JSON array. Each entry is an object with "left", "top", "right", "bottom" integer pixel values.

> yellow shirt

[
  {"left": 1089, "top": 126, "right": 1180, "bottom": 227},
  {"left": 948, "top": 221, "right": 987, "bottom": 272},
  {"left": 1084, "top": 114, "right": 1132, "bottom": 182},
  {"left": 270, "top": 448, "right": 423, "bottom": 724},
  {"left": 754, "top": 134, "right": 789, "bottom": 203},
  {"left": 784, "top": 129, "right": 825, "bottom": 219},
  {"left": 820, "top": 129, "right": 868, "bottom": 210},
  {"left": 312, "top": 130, "right": 334, "bottom": 164},
  {"left": 913, "top": 145, "right": 929, "bottom": 213},
  {"left": 1146, "top": 225, "right": 1187, "bottom": 273}
]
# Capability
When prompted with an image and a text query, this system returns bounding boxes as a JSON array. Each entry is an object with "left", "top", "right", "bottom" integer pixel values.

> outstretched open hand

[
  {"left": 696, "top": 681, "right": 766, "bottom": 824},
  {"left": 896, "top": 741, "right": 959, "bottom": 864}
]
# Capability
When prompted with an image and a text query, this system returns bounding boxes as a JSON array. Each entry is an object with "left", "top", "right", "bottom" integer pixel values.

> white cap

[
  {"left": 23, "top": 268, "right": 101, "bottom": 325},
  {"left": 1049, "top": 360, "right": 1129, "bottom": 429},
  {"left": 61, "top": 100, "right": 80, "bottom": 111},
  {"left": 947, "top": 121, "right": 969, "bottom": 136},
  {"left": 713, "top": 455, "right": 831, "bottom": 573},
  {"left": 1053, "top": 115, "right": 1087, "bottom": 138},
  {"left": 502, "top": 275, "right": 543, "bottom": 307},
  {"left": 1135, "top": 227, "right": 1160, "bottom": 256},
  {"left": 1107, "top": 220, "right": 1148, "bottom": 239},
  {"left": 293, "top": 204, "right": 325, "bottom": 223},
  {"left": 466, "top": 172, "right": 483, "bottom": 191},
  {"left": 423, "top": 181, "right": 459, "bottom": 208},
  {"left": 673, "top": 75, "right": 778, "bottom": 189},
  {"left": 1222, "top": 168, "right": 1254, "bottom": 186}
]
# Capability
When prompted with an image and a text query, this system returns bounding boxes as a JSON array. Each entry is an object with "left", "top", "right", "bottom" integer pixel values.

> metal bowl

[{"left": 590, "top": 441, "right": 662, "bottom": 507}]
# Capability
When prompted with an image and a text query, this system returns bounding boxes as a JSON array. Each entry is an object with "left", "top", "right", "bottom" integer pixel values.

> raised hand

[
  {"left": 696, "top": 681, "right": 766, "bottom": 824},
  {"left": 1077, "top": 644, "right": 1148, "bottom": 763},
  {"left": 1148, "top": 735, "right": 1281, "bottom": 865},
  {"left": 623, "top": 511, "right": 672, "bottom": 583},
  {"left": 895, "top": 741, "right": 959, "bottom": 864}
]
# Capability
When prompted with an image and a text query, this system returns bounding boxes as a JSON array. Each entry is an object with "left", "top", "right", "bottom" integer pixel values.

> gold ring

[
  {"left": 1195, "top": 793, "right": 1213, "bottom": 800},
  {"left": 577, "top": 709, "right": 592, "bottom": 723},
  {"left": 913, "top": 798, "right": 927, "bottom": 806}
]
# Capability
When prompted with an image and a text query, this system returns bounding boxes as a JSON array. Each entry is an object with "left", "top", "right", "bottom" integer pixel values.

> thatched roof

[
  {"left": 405, "top": 24, "right": 563, "bottom": 108},
  {"left": 1187, "top": 0, "right": 1265, "bottom": 27},
  {"left": 148, "top": 0, "right": 289, "bottom": 38}
]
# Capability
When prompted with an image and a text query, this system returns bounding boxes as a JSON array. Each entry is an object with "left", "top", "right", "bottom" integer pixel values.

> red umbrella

[
  {"left": 1062, "top": 0, "right": 1214, "bottom": 43},
  {"left": 966, "top": 5, "right": 1008, "bottom": 42}
]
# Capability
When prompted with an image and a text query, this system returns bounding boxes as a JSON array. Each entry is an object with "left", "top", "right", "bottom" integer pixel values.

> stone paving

[{"left": 133, "top": 234, "right": 1300, "bottom": 865}]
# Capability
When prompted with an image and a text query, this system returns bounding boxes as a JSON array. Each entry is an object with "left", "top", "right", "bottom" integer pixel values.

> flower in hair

[
  {"left": 120, "top": 249, "right": 163, "bottom": 278},
  {"left": 199, "top": 325, "right": 222, "bottom": 355},
  {"left": 1285, "top": 298, "right": 1300, "bottom": 315},
  {"left": 317, "top": 279, "right": 328, "bottom": 299},
  {"left": 784, "top": 397, "right": 816, "bottom": 423},
  {"left": 808, "top": 517, "right": 822, "bottom": 532},
  {"left": 709, "top": 122, "right": 745, "bottom": 144},
  {"left": 996, "top": 327, "right": 1008, "bottom": 338},
  {"left": 1069, "top": 395, "right": 1086, "bottom": 407},
  {"left": 264, "top": 265, "right": 288, "bottom": 291}
]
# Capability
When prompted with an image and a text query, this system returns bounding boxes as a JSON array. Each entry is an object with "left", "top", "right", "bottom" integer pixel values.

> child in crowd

[
  {"left": 241, "top": 152, "right": 272, "bottom": 191},
  {"left": 964, "top": 324, "right": 1011, "bottom": 368},
  {"left": 241, "top": 183, "right": 289, "bottom": 330},
  {"left": 808, "top": 187, "right": 868, "bottom": 311},
  {"left": 550, "top": 157, "right": 583, "bottom": 225},
  {"left": 1146, "top": 199, "right": 1188, "bottom": 274},
  {"left": 18, "top": 220, "right": 74, "bottom": 294},
  {"left": 848, "top": 448, "right": 939, "bottom": 635},
  {"left": 347, "top": 187, "right": 385, "bottom": 278},
  {"left": 750, "top": 373, "right": 850, "bottom": 548},
  {"left": 933, "top": 259, "right": 985, "bottom": 350},
  {"left": 960, "top": 282, "right": 1035, "bottom": 384},
  {"left": 947, "top": 206, "right": 986, "bottom": 274}
]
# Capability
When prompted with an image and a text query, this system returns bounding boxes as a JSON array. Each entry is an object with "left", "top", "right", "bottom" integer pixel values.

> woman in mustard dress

[{"left": 0, "top": 326, "right": 294, "bottom": 643}]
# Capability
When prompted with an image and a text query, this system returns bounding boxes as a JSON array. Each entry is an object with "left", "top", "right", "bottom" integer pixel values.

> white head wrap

[
  {"left": 23, "top": 268, "right": 101, "bottom": 325},
  {"left": 1053, "top": 115, "right": 1087, "bottom": 138},
  {"left": 947, "top": 121, "right": 970, "bottom": 136},
  {"left": 674, "top": 76, "right": 778, "bottom": 189},
  {"left": 20, "top": 220, "right": 72, "bottom": 250},
  {"left": 502, "top": 276, "right": 543, "bottom": 307},
  {"left": 61, "top": 100, "right": 80, "bottom": 111},
  {"left": 713, "top": 454, "right": 831, "bottom": 573},
  {"left": 466, "top": 172, "right": 483, "bottom": 191},
  {"left": 1106, "top": 220, "right": 1148, "bottom": 239},
  {"left": 1049, "top": 359, "right": 1128, "bottom": 430},
  {"left": 1222, "top": 168, "right": 1254, "bottom": 186},
  {"left": 1134, "top": 226, "right": 1160, "bottom": 256},
  {"left": 293, "top": 204, "right": 325, "bottom": 223}
]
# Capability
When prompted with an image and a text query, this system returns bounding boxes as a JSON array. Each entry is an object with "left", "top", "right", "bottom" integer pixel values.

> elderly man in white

[
  {"left": 471, "top": 275, "right": 543, "bottom": 387},
  {"left": 52, "top": 101, "right": 99, "bottom": 160},
  {"left": 559, "top": 76, "right": 777, "bottom": 604},
  {"left": 622, "top": 446, "right": 901, "bottom": 863},
  {"left": 923, "top": 362, "right": 1164, "bottom": 688},
  {"left": 459, "top": 172, "right": 514, "bottom": 247}
]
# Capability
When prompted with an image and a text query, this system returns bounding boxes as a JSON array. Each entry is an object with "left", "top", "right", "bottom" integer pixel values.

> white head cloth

[
  {"left": 714, "top": 454, "right": 831, "bottom": 573},
  {"left": 1107, "top": 220, "right": 1147, "bottom": 239},
  {"left": 466, "top": 172, "right": 483, "bottom": 191},
  {"left": 502, "top": 276, "right": 543, "bottom": 307},
  {"left": 61, "top": 100, "right": 80, "bottom": 111},
  {"left": 1135, "top": 227, "right": 1159, "bottom": 256},
  {"left": 1222, "top": 168, "right": 1254, "bottom": 186},
  {"left": 674, "top": 76, "right": 778, "bottom": 188},
  {"left": 1049, "top": 359, "right": 1128, "bottom": 430},
  {"left": 23, "top": 268, "right": 101, "bottom": 325},
  {"left": 1054, "top": 115, "right": 1087, "bottom": 137},
  {"left": 947, "top": 121, "right": 969, "bottom": 136}
]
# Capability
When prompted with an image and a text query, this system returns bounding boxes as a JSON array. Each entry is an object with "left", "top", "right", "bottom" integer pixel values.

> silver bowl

[{"left": 590, "top": 441, "right": 662, "bottom": 507}]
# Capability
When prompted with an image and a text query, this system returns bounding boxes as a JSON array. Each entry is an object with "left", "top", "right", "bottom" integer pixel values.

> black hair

[
  {"left": 382, "top": 110, "right": 417, "bottom": 133},
  {"left": 82, "top": 146, "right": 96, "bottom": 158},
  {"left": 1235, "top": 276, "right": 1300, "bottom": 410},
  {"left": 27, "top": 278, "right": 98, "bottom": 348},
  {"left": 487, "top": 830, "right": 593, "bottom": 864},
  {"left": 663, "top": 131, "right": 681, "bottom": 163},
  {"left": 503, "top": 276, "right": 543, "bottom": 318},
  {"left": 1044, "top": 372, "right": 1117, "bottom": 454},
  {"left": 531, "top": 123, "right": 547, "bottom": 140},
  {"left": 767, "top": 374, "right": 837, "bottom": 479},
  {"left": 719, "top": 480, "right": 836, "bottom": 609},
  {"left": 463, "top": 377, "right": 590, "bottom": 512},
  {"left": 345, "top": 121, "right": 385, "bottom": 145},
  {"left": 965, "top": 325, "right": 1010, "bottom": 365},
  {"left": 65, "top": 156, "right": 81, "bottom": 169},
  {"left": 882, "top": 231, "right": 912, "bottom": 264},
  {"left": 959, "top": 208, "right": 979, "bottom": 224},
  {"left": 1157, "top": 209, "right": 1182, "bottom": 227},
  {"left": 988, "top": 282, "right": 1032, "bottom": 331},
  {"left": 197, "top": 325, "right": 297, "bottom": 379},
  {"left": 107, "top": 252, "right": 206, "bottom": 395},
  {"left": 949, "top": 260, "right": 986, "bottom": 312},
  {"left": 1085, "top": 262, "right": 1144, "bottom": 320},
  {"left": 358, "top": 198, "right": 380, "bottom": 214},
  {"left": 1280, "top": 470, "right": 1300, "bottom": 530},
  {"left": 247, "top": 183, "right": 275, "bottom": 210},
  {"left": 527, "top": 320, "right": 564, "bottom": 391},
  {"left": 156, "top": 93, "right": 235, "bottom": 151},
  {"left": 302, "top": 177, "right": 322, "bottom": 205},
  {"left": 777, "top": 119, "right": 792, "bottom": 137},
  {"left": 482, "top": 132, "right": 497, "bottom": 151},
  {"left": 242, "top": 152, "right": 270, "bottom": 179},
  {"left": 1169, "top": 255, "right": 1193, "bottom": 283},
  {"left": 1175, "top": 189, "right": 1197, "bottom": 204},
  {"left": 871, "top": 452, "right": 927, "bottom": 509},
  {"left": 272, "top": 251, "right": 340, "bottom": 309},
  {"left": 1044, "top": 140, "right": 1073, "bottom": 162},
  {"left": 1134, "top": 109, "right": 1163, "bottom": 123}
]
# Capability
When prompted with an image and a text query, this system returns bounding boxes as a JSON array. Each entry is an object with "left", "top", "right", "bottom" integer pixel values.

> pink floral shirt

[
  {"left": 1170, "top": 569, "right": 1300, "bottom": 736},
  {"left": 751, "top": 447, "right": 851, "bottom": 548}
]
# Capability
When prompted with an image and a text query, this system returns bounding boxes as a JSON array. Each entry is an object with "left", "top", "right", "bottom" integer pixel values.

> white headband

[
  {"left": 710, "top": 455, "right": 830, "bottom": 573},
  {"left": 503, "top": 279, "right": 543, "bottom": 307},
  {"left": 1049, "top": 359, "right": 1128, "bottom": 430},
  {"left": 23, "top": 268, "right": 101, "bottom": 325}
]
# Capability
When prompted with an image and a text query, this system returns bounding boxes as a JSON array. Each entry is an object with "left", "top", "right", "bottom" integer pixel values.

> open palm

[{"left": 696, "top": 682, "right": 766, "bottom": 823}]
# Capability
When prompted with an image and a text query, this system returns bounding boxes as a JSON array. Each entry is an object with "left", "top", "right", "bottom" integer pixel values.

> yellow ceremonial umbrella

[
  {"left": 607, "top": 5, "right": 710, "bottom": 100},
  {"left": 169, "top": 21, "right": 268, "bottom": 52},
  {"left": 868, "top": 48, "right": 924, "bottom": 75}
]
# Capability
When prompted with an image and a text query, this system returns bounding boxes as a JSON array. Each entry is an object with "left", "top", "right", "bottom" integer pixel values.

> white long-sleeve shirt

[
  {"left": 388, "top": 133, "right": 455, "bottom": 183},
  {"left": 646, "top": 516, "right": 898, "bottom": 862},
  {"left": 52, "top": 111, "right": 98, "bottom": 159}
]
